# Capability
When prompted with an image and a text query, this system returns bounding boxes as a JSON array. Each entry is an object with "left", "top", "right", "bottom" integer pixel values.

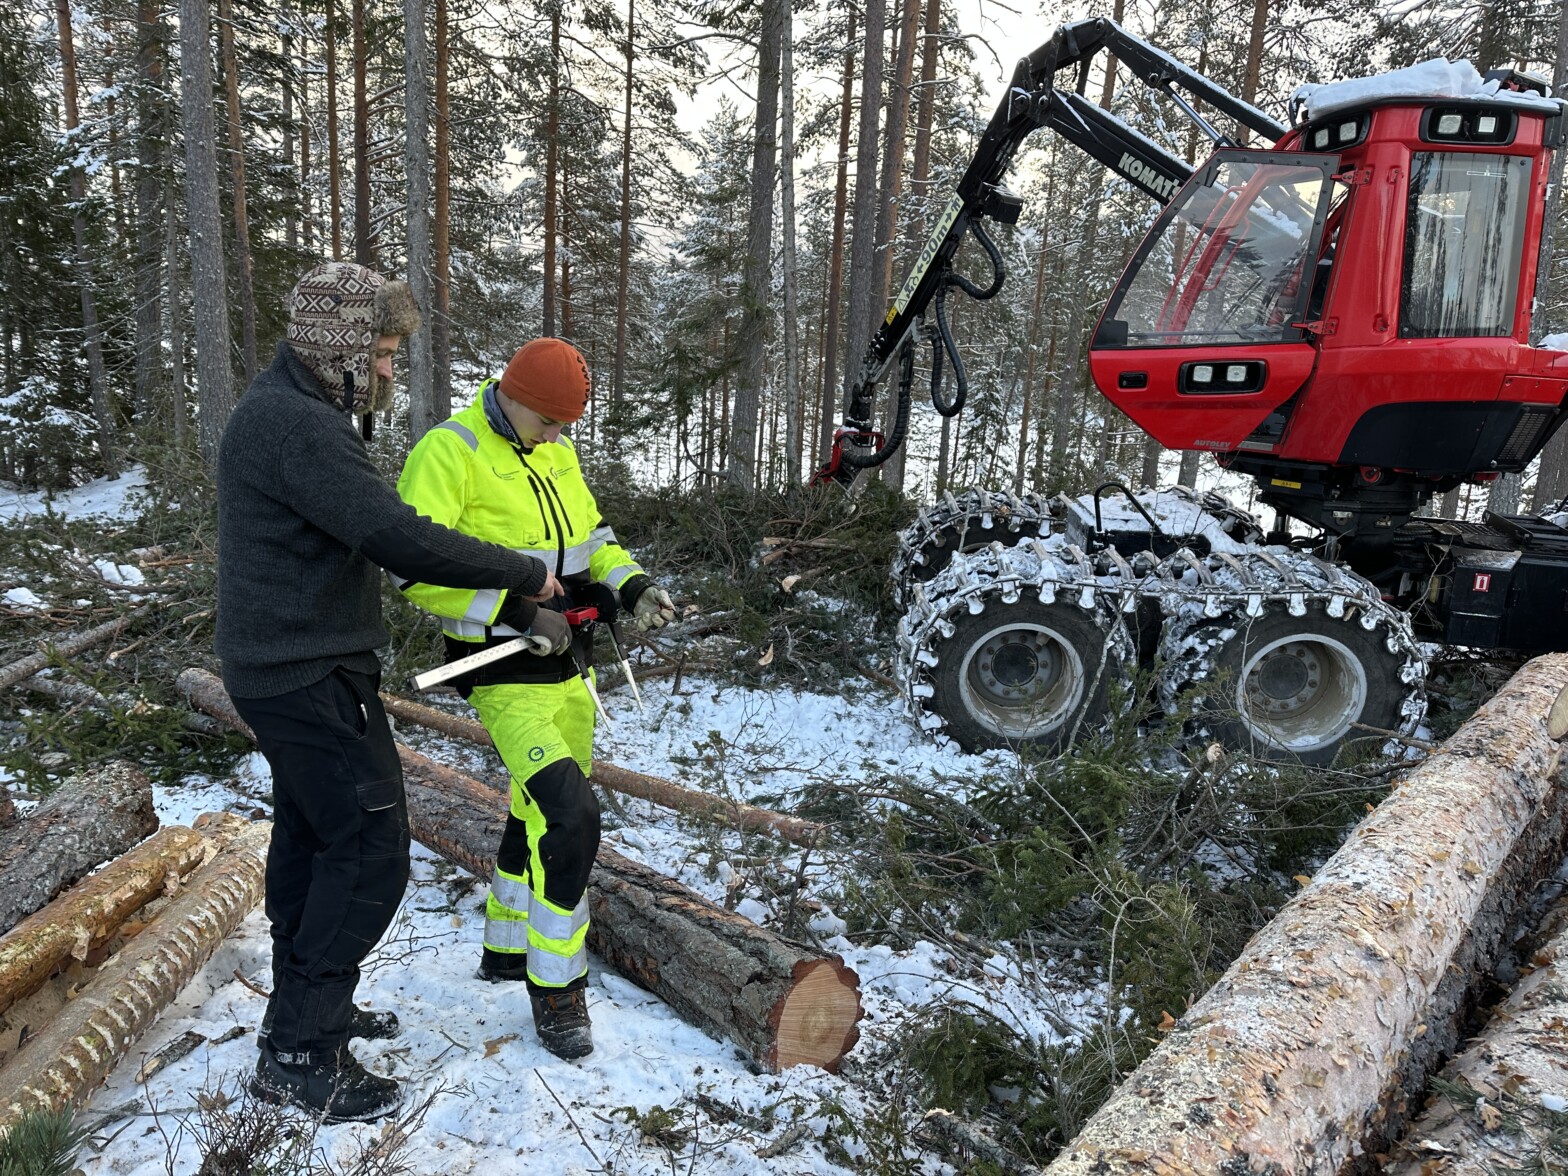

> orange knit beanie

[{"left": 498, "top": 338, "right": 591, "bottom": 423}]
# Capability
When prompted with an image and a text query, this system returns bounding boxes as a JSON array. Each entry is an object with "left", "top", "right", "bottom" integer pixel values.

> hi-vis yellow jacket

[{"left": 394, "top": 386, "right": 643, "bottom": 643}]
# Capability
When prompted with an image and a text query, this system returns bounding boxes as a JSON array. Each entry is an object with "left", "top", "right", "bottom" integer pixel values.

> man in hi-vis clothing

[{"left": 396, "top": 338, "right": 674, "bottom": 1059}]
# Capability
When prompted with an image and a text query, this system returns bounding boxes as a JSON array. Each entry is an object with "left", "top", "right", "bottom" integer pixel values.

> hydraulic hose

[
  {"left": 834, "top": 342, "right": 915, "bottom": 472},
  {"left": 930, "top": 221, "right": 1008, "bottom": 417}
]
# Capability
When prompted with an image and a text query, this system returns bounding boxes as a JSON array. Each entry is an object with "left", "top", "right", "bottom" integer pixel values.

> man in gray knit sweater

[{"left": 217, "top": 262, "right": 560, "bottom": 1122}]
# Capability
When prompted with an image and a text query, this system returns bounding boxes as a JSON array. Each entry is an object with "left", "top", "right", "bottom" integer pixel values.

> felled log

[
  {"left": 0, "top": 607, "right": 148, "bottom": 692},
  {"left": 0, "top": 822, "right": 269, "bottom": 1133},
  {"left": 19, "top": 675, "right": 228, "bottom": 736},
  {"left": 378, "top": 690, "right": 828, "bottom": 846},
  {"left": 0, "top": 762, "right": 158, "bottom": 936},
  {"left": 182, "top": 670, "right": 862, "bottom": 1073},
  {"left": 1044, "top": 652, "right": 1568, "bottom": 1176},
  {"left": 1383, "top": 892, "right": 1568, "bottom": 1174},
  {"left": 0, "top": 825, "right": 209, "bottom": 1018}
]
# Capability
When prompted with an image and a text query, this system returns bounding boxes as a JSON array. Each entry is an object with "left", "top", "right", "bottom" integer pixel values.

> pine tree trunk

[
  {"left": 542, "top": 1, "right": 560, "bottom": 336},
  {"left": 1014, "top": 187, "right": 1052, "bottom": 494},
  {"left": 55, "top": 0, "right": 121, "bottom": 479},
  {"left": 104, "top": 18, "right": 127, "bottom": 242},
  {"left": 217, "top": 0, "right": 259, "bottom": 385},
  {"left": 432, "top": 0, "right": 452, "bottom": 412},
  {"left": 283, "top": 28, "right": 297, "bottom": 251},
  {"left": 612, "top": 0, "right": 635, "bottom": 408},
  {"left": 166, "top": 188, "right": 188, "bottom": 446},
  {"left": 299, "top": 13, "right": 311, "bottom": 252},
  {"left": 779, "top": 16, "right": 802, "bottom": 484},
  {"left": 326, "top": 0, "right": 343, "bottom": 260},
  {"left": 1237, "top": 0, "right": 1269, "bottom": 144},
  {"left": 132, "top": 0, "right": 166, "bottom": 428},
  {"left": 729, "top": 0, "right": 785, "bottom": 489},
  {"left": 840, "top": 0, "right": 886, "bottom": 417},
  {"left": 1529, "top": 3, "right": 1568, "bottom": 511},
  {"left": 908, "top": 0, "right": 939, "bottom": 232},
  {"left": 404, "top": 0, "right": 436, "bottom": 440},
  {"left": 873, "top": 0, "right": 922, "bottom": 492},
  {"left": 0, "top": 762, "right": 158, "bottom": 936},
  {"left": 179, "top": 0, "right": 235, "bottom": 462},
  {"left": 560, "top": 179, "right": 573, "bottom": 341},
  {"left": 351, "top": 0, "right": 373, "bottom": 264},
  {"left": 818, "top": 15, "right": 855, "bottom": 467}
]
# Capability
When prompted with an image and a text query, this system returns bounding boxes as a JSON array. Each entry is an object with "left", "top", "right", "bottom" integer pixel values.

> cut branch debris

[{"left": 0, "top": 608, "right": 150, "bottom": 692}]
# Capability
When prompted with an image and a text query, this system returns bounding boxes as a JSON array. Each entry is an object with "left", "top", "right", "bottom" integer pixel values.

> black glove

[
  {"left": 573, "top": 580, "right": 620, "bottom": 628},
  {"left": 520, "top": 607, "right": 571, "bottom": 656}
]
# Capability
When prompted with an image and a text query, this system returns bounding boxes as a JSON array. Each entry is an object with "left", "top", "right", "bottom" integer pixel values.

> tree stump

[
  {"left": 0, "top": 822, "right": 269, "bottom": 1134},
  {"left": 0, "top": 761, "right": 158, "bottom": 936}
]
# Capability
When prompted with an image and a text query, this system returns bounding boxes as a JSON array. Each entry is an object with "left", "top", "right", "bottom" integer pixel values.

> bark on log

[
  {"left": 0, "top": 825, "right": 208, "bottom": 1018},
  {"left": 1044, "top": 653, "right": 1568, "bottom": 1176},
  {"left": 0, "top": 822, "right": 269, "bottom": 1133},
  {"left": 0, "top": 608, "right": 149, "bottom": 691},
  {"left": 1384, "top": 891, "right": 1568, "bottom": 1174},
  {"left": 0, "top": 762, "right": 159, "bottom": 936},
  {"left": 379, "top": 691, "right": 829, "bottom": 846},
  {"left": 19, "top": 674, "right": 229, "bottom": 736},
  {"left": 181, "top": 669, "right": 862, "bottom": 1073}
]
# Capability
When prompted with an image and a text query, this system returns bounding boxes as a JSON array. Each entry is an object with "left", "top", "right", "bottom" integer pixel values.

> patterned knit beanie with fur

[{"left": 284, "top": 262, "right": 421, "bottom": 413}]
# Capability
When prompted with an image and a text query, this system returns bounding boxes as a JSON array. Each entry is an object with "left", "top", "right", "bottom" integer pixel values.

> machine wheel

[
  {"left": 892, "top": 489, "right": 1051, "bottom": 607},
  {"left": 1163, "top": 603, "right": 1417, "bottom": 766},
  {"left": 919, "top": 596, "right": 1130, "bottom": 754}
]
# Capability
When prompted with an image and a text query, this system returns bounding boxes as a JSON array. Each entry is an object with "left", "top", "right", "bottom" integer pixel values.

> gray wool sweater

[{"left": 216, "top": 342, "right": 547, "bottom": 698}]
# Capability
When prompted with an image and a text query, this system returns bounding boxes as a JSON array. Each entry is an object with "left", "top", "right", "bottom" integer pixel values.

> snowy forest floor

[{"left": 0, "top": 459, "right": 1519, "bottom": 1174}]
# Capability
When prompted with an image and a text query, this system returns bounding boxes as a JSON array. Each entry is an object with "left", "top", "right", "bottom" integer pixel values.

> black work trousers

[{"left": 234, "top": 665, "right": 410, "bottom": 1063}]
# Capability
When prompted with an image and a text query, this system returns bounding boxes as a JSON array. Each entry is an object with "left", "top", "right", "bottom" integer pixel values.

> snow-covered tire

[
  {"left": 891, "top": 488, "right": 1051, "bottom": 608},
  {"left": 912, "top": 595, "right": 1132, "bottom": 754},
  {"left": 1160, "top": 601, "right": 1422, "bottom": 766}
]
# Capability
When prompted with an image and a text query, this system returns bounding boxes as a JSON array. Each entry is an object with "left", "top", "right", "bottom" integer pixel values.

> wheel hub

[
  {"left": 1237, "top": 633, "right": 1367, "bottom": 753},
  {"left": 958, "top": 621, "right": 1086, "bottom": 740}
]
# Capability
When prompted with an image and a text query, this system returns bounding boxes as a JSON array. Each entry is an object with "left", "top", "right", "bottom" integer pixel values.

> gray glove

[
  {"left": 632, "top": 585, "right": 676, "bottom": 632},
  {"left": 519, "top": 608, "right": 572, "bottom": 655}
]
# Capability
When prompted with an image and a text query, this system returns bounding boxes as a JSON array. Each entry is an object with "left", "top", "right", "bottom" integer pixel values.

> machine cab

[
  {"left": 1089, "top": 149, "right": 1340, "bottom": 456},
  {"left": 1091, "top": 91, "right": 1563, "bottom": 487}
]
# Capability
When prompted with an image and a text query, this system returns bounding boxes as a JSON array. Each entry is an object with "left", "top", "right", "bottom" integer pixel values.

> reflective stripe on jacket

[{"left": 394, "top": 388, "right": 643, "bottom": 641}]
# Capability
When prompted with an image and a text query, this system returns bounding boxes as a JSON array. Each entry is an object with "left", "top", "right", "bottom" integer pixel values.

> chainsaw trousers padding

[
  {"left": 472, "top": 677, "right": 600, "bottom": 988},
  {"left": 234, "top": 666, "right": 411, "bottom": 1063}
]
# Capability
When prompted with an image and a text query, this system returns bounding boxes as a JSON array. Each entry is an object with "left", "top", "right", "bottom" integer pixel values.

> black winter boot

[
  {"left": 529, "top": 981, "right": 592, "bottom": 1060},
  {"left": 476, "top": 948, "right": 528, "bottom": 983},
  {"left": 249, "top": 1044, "right": 402, "bottom": 1123},
  {"left": 259, "top": 1000, "right": 400, "bottom": 1044}
]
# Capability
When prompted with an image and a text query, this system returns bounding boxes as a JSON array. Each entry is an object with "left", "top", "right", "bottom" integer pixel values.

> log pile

[
  {"left": 1384, "top": 890, "right": 1568, "bottom": 1174},
  {"left": 1040, "top": 653, "right": 1568, "bottom": 1175},
  {"left": 179, "top": 667, "right": 862, "bottom": 1073},
  {"left": 0, "top": 822, "right": 269, "bottom": 1132},
  {"left": 0, "top": 761, "right": 159, "bottom": 935}
]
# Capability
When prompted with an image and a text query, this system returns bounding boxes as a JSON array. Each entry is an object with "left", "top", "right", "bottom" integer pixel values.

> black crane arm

[{"left": 814, "top": 17, "right": 1287, "bottom": 486}]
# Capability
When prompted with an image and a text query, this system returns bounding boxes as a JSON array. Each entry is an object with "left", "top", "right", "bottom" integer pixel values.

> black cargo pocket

[{"left": 355, "top": 776, "right": 401, "bottom": 813}]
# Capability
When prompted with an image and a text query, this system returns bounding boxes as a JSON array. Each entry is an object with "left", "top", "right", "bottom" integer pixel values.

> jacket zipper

[{"left": 516, "top": 449, "right": 566, "bottom": 577}]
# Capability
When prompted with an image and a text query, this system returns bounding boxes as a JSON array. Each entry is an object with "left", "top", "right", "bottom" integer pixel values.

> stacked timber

[
  {"left": 1384, "top": 890, "right": 1568, "bottom": 1173},
  {"left": 179, "top": 666, "right": 863, "bottom": 1073},
  {"left": 1034, "top": 653, "right": 1568, "bottom": 1175},
  {"left": 0, "top": 816, "right": 268, "bottom": 1134},
  {"left": 0, "top": 761, "right": 158, "bottom": 935}
]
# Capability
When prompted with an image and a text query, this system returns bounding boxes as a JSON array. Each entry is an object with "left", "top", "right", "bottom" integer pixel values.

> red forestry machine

[{"left": 817, "top": 19, "right": 1568, "bottom": 764}]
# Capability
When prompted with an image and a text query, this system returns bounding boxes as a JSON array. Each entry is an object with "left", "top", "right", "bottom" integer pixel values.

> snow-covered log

[
  {"left": 0, "top": 608, "right": 148, "bottom": 692},
  {"left": 379, "top": 691, "right": 829, "bottom": 846},
  {"left": 179, "top": 668, "right": 863, "bottom": 1073},
  {"left": 0, "top": 824, "right": 208, "bottom": 1018},
  {"left": 1383, "top": 892, "right": 1568, "bottom": 1173},
  {"left": 1044, "top": 653, "right": 1568, "bottom": 1175},
  {"left": 0, "top": 822, "right": 269, "bottom": 1133},
  {"left": 0, "top": 761, "right": 159, "bottom": 936}
]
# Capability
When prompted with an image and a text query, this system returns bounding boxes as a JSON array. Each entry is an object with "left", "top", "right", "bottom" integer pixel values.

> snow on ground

[
  {"left": 0, "top": 465, "right": 149, "bottom": 524},
  {"left": 75, "top": 675, "right": 1102, "bottom": 1174}
]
